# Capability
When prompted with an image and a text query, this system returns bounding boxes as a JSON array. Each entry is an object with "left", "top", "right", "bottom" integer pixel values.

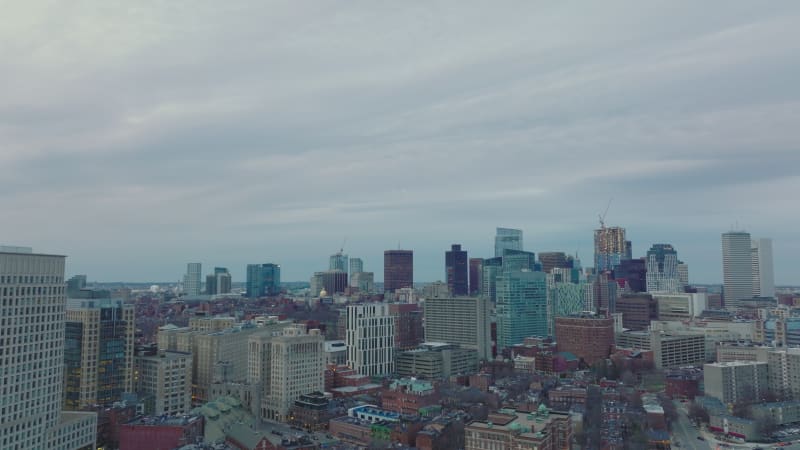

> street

[{"left": 673, "top": 400, "right": 711, "bottom": 450}]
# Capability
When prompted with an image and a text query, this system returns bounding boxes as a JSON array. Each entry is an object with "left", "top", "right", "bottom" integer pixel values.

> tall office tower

[
  {"left": 183, "top": 263, "right": 202, "bottom": 296},
  {"left": 384, "top": 250, "right": 413, "bottom": 293},
  {"left": 722, "top": 231, "right": 753, "bottom": 309},
  {"left": 206, "top": 267, "right": 232, "bottom": 295},
  {"left": 389, "top": 303, "right": 424, "bottom": 350},
  {"left": 329, "top": 252, "right": 348, "bottom": 274},
  {"left": 496, "top": 270, "right": 548, "bottom": 349},
  {"left": 321, "top": 270, "right": 348, "bottom": 294},
  {"left": 252, "top": 326, "right": 324, "bottom": 422},
  {"left": 501, "top": 249, "right": 537, "bottom": 273},
  {"left": 351, "top": 271, "right": 375, "bottom": 293},
  {"left": 246, "top": 263, "right": 281, "bottom": 298},
  {"left": 645, "top": 244, "right": 680, "bottom": 293},
  {"left": 135, "top": 351, "right": 192, "bottom": 415},
  {"left": 624, "top": 240, "right": 633, "bottom": 261},
  {"left": 555, "top": 314, "right": 615, "bottom": 366},
  {"left": 65, "top": 298, "right": 135, "bottom": 410},
  {"left": 0, "top": 247, "right": 97, "bottom": 450},
  {"left": 677, "top": 262, "right": 689, "bottom": 290},
  {"left": 349, "top": 258, "right": 363, "bottom": 276},
  {"left": 346, "top": 303, "right": 395, "bottom": 376},
  {"left": 592, "top": 272, "right": 617, "bottom": 315},
  {"left": 445, "top": 244, "right": 469, "bottom": 296},
  {"left": 594, "top": 226, "right": 627, "bottom": 273},
  {"left": 538, "top": 252, "right": 569, "bottom": 274},
  {"left": 469, "top": 258, "right": 483, "bottom": 296},
  {"left": 481, "top": 257, "right": 503, "bottom": 301},
  {"left": 614, "top": 258, "right": 647, "bottom": 292},
  {"left": 704, "top": 361, "right": 769, "bottom": 405},
  {"left": 752, "top": 238, "right": 775, "bottom": 298},
  {"left": 495, "top": 227, "right": 523, "bottom": 257},
  {"left": 423, "top": 297, "right": 492, "bottom": 360}
]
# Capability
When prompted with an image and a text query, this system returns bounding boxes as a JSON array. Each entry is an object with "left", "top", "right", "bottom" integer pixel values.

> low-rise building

[
  {"left": 135, "top": 351, "right": 192, "bottom": 415},
  {"left": 120, "top": 415, "right": 204, "bottom": 450},
  {"left": 465, "top": 406, "right": 572, "bottom": 450},
  {"left": 716, "top": 340, "right": 772, "bottom": 363},
  {"left": 381, "top": 379, "right": 439, "bottom": 415},
  {"left": 395, "top": 342, "right": 478, "bottom": 379}
]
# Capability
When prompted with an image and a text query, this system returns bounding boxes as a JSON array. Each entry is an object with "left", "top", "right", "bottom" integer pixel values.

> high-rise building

[
  {"left": 538, "top": 252, "right": 570, "bottom": 274},
  {"left": 389, "top": 303, "right": 424, "bottom": 350},
  {"left": 135, "top": 351, "right": 192, "bottom": 415},
  {"left": 65, "top": 298, "right": 135, "bottom": 410},
  {"left": 677, "top": 262, "right": 689, "bottom": 290},
  {"left": 445, "top": 244, "right": 468, "bottom": 296},
  {"left": 349, "top": 257, "right": 363, "bottom": 276},
  {"left": 329, "top": 252, "right": 348, "bottom": 273},
  {"left": 704, "top": 361, "right": 769, "bottom": 405},
  {"left": 555, "top": 313, "right": 615, "bottom": 366},
  {"left": 501, "top": 249, "right": 537, "bottom": 273},
  {"left": 645, "top": 244, "right": 680, "bottom": 293},
  {"left": 549, "top": 282, "right": 587, "bottom": 336},
  {"left": 594, "top": 226, "right": 626, "bottom": 273},
  {"left": 495, "top": 227, "right": 523, "bottom": 257},
  {"left": 468, "top": 258, "right": 483, "bottom": 295},
  {"left": 0, "top": 248, "right": 97, "bottom": 449},
  {"left": 346, "top": 303, "right": 395, "bottom": 376},
  {"left": 592, "top": 272, "right": 617, "bottom": 314},
  {"left": 205, "top": 267, "right": 232, "bottom": 295},
  {"left": 496, "top": 270, "right": 548, "bottom": 349},
  {"left": 423, "top": 297, "right": 492, "bottom": 360},
  {"left": 481, "top": 257, "right": 503, "bottom": 302},
  {"left": 67, "top": 274, "right": 88, "bottom": 296},
  {"left": 183, "top": 263, "right": 202, "bottom": 296},
  {"left": 752, "top": 238, "right": 775, "bottom": 298},
  {"left": 321, "top": 270, "right": 348, "bottom": 294},
  {"left": 250, "top": 326, "right": 325, "bottom": 422},
  {"left": 245, "top": 263, "right": 281, "bottom": 298},
  {"left": 768, "top": 348, "right": 800, "bottom": 400},
  {"left": 350, "top": 271, "right": 375, "bottom": 293},
  {"left": 616, "top": 293, "right": 658, "bottom": 330},
  {"left": 384, "top": 250, "right": 413, "bottom": 293},
  {"left": 614, "top": 258, "right": 647, "bottom": 293},
  {"left": 722, "top": 231, "right": 753, "bottom": 309}
]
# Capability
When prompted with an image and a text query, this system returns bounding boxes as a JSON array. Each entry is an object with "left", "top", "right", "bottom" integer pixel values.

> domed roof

[{"left": 319, "top": 288, "right": 328, "bottom": 297}]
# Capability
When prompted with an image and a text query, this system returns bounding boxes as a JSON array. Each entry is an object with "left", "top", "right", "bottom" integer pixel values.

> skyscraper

[
  {"left": 183, "top": 262, "right": 202, "bottom": 296},
  {"left": 469, "top": 258, "right": 483, "bottom": 296},
  {"left": 495, "top": 227, "right": 523, "bottom": 257},
  {"left": 751, "top": 238, "right": 775, "bottom": 298},
  {"left": 346, "top": 303, "right": 395, "bottom": 376},
  {"left": 384, "top": 249, "right": 413, "bottom": 293},
  {"left": 538, "top": 252, "right": 570, "bottom": 274},
  {"left": 329, "top": 252, "right": 348, "bottom": 273},
  {"left": 501, "top": 249, "right": 537, "bottom": 272},
  {"left": 0, "top": 247, "right": 97, "bottom": 449},
  {"left": 722, "top": 231, "right": 753, "bottom": 309},
  {"left": 496, "top": 270, "right": 548, "bottom": 349},
  {"left": 349, "top": 257, "right": 363, "bottom": 276},
  {"left": 594, "top": 226, "right": 626, "bottom": 273},
  {"left": 645, "top": 244, "right": 680, "bottom": 293},
  {"left": 246, "top": 263, "right": 281, "bottom": 298},
  {"left": 206, "top": 267, "right": 232, "bottom": 295},
  {"left": 445, "top": 244, "right": 468, "bottom": 296},
  {"left": 423, "top": 297, "right": 492, "bottom": 360},
  {"left": 65, "top": 297, "right": 135, "bottom": 410}
]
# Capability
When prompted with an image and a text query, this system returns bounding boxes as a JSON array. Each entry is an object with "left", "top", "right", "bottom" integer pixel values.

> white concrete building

[
  {"left": 722, "top": 231, "right": 753, "bottom": 309},
  {"left": 346, "top": 303, "right": 395, "bottom": 376},
  {"left": 423, "top": 296, "right": 492, "bottom": 360},
  {"left": 751, "top": 238, "right": 775, "bottom": 298},
  {"left": 136, "top": 351, "right": 192, "bottom": 415},
  {"left": 0, "top": 247, "right": 97, "bottom": 450},
  {"left": 183, "top": 262, "right": 202, "bottom": 296}
]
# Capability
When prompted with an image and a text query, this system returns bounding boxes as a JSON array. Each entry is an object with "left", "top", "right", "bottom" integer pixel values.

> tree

[{"left": 755, "top": 413, "right": 778, "bottom": 438}]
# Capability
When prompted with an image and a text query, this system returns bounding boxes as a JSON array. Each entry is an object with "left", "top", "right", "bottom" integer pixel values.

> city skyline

[{"left": 2, "top": 2, "right": 799, "bottom": 283}]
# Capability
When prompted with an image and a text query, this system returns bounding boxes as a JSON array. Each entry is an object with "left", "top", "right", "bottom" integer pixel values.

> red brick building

[
  {"left": 120, "top": 416, "right": 204, "bottom": 450},
  {"left": 555, "top": 313, "right": 615, "bottom": 366},
  {"left": 381, "top": 379, "right": 439, "bottom": 415}
]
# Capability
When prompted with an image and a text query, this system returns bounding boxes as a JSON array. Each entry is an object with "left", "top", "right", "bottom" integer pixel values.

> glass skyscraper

[
  {"left": 495, "top": 227, "right": 523, "bottom": 258},
  {"left": 246, "top": 263, "right": 281, "bottom": 298},
  {"left": 496, "top": 270, "right": 548, "bottom": 349}
]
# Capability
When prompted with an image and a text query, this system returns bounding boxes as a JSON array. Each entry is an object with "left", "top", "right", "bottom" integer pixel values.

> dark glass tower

[
  {"left": 384, "top": 250, "right": 413, "bottom": 293},
  {"left": 445, "top": 244, "right": 469, "bottom": 296}
]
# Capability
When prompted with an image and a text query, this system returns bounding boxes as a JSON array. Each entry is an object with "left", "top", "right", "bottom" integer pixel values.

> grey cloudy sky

[{"left": 2, "top": 1, "right": 799, "bottom": 284}]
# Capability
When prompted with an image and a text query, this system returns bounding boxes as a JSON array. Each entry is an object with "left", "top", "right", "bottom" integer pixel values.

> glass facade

[{"left": 496, "top": 270, "right": 548, "bottom": 349}]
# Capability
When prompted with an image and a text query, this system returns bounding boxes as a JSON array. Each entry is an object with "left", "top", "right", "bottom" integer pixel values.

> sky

[{"left": 2, "top": 1, "right": 799, "bottom": 284}]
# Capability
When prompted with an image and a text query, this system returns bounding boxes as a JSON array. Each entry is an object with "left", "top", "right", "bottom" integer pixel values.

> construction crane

[
  {"left": 339, "top": 237, "right": 347, "bottom": 255},
  {"left": 598, "top": 198, "right": 613, "bottom": 230}
]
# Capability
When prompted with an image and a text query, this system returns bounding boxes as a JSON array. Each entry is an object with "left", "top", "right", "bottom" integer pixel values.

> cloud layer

[{"left": 2, "top": 1, "right": 799, "bottom": 283}]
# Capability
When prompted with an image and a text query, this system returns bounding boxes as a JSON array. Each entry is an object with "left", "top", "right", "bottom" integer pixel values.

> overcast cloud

[{"left": 2, "top": 1, "right": 799, "bottom": 283}]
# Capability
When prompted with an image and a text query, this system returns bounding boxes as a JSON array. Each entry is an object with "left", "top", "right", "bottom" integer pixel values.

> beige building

[
  {"left": 704, "top": 361, "right": 769, "bottom": 405},
  {"left": 136, "top": 351, "right": 192, "bottom": 415},
  {"left": 0, "top": 248, "right": 97, "bottom": 450},
  {"left": 346, "top": 303, "right": 395, "bottom": 376},
  {"left": 465, "top": 406, "right": 572, "bottom": 450},
  {"left": 423, "top": 296, "right": 492, "bottom": 360},
  {"left": 65, "top": 298, "right": 135, "bottom": 409},
  {"left": 395, "top": 342, "right": 478, "bottom": 379},
  {"left": 768, "top": 348, "right": 800, "bottom": 400},
  {"left": 616, "top": 329, "right": 705, "bottom": 369},
  {"left": 716, "top": 341, "right": 772, "bottom": 363},
  {"left": 188, "top": 315, "right": 236, "bottom": 332},
  {"left": 249, "top": 326, "right": 325, "bottom": 421},
  {"left": 651, "top": 320, "right": 755, "bottom": 361}
]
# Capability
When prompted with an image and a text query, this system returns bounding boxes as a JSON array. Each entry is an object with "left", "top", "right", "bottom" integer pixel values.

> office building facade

[
  {"left": 555, "top": 314, "right": 615, "bottom": 366},
  {"left": 135, "top": 351, "right": 192, "bottom": 415},
  {"left": 594, "top": 226, "right": 627, "bottom": 272},
  {"left": 0, "top": 248, "right": 97, "bottom": 450},
  {"left": 384, "top": 250, "right": 413, "bottom": 293},
  {"left": 645, "top": 244, "right": 680, "bottom": 293},
  {"left": 445, "top": 244, "right": 468, "bottom": 296},
  {"left": 205, "top": 267, "right": 232, "bottom": 295},
  {"left": 751, "top": 238, "right": 775, "bottom": 298},
  {"left": 495, "top": 227, "right": 523, "bottom": 257},
  {"left": 722, "top": 231, "right": 753, "bottom": 309},
  {"left": 346, "top": 304, "right": 395, "bottom": 376},
  {"left": 183, "top": 263, "right": 202, "bottom": 296},
  {"left": 468, "top": 258, "right": 483, "bottom": 295},
  {"left": 245, "top": 263, "right": 280, "bottom": 298},
  {"left": 423, "top": 297, "right": 492, "bottom": 360},
  {"left": 496, "top": 270, "right": 548, "bottom": 349}
]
